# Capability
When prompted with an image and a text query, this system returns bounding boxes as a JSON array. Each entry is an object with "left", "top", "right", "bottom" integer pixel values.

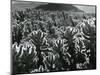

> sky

[
  {"left": 12, "top": 1, "right": 96, "bottom": 13},
  {"left": 74, "top": 5, "right": 96, "bottom": 13}
]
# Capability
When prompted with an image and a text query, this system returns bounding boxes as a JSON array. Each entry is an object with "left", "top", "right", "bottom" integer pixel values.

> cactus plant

[
  {"left": 28, "top": 30, "right": 52, "bottom": 70},
  {"left": 82, "top": 21, "right": 96, "bottom": 69},
  {"left": 12, "top": 44, "right": 37, "bottom": 74}
]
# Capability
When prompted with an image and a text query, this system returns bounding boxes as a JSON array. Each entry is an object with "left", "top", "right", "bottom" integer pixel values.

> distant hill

[
  {"left": 35, "top": 3, "right": 84, "bottom": 12},
  {"left": 12, "top": 1, "right": 84, "bottom": 13}
]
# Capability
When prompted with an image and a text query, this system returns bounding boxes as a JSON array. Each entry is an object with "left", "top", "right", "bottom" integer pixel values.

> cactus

[
  {"left": 12, "top": 25, "right": 23, "bottom": 45},
  {"left": 47, "top": 39, "right": 70, "bottom": 71},
  {"left": 12, "top": 8, "right": 96, "bottom": 73},
  {"left": 28, "top": 30, "right": 52, "bottom": 69},
  {"left": 61, "top": 27, "right": 78, "bottom": 70},
  {"left": 82, "top": 21, "right": 96, "bottom": 69},
  {"left": 12, "top": 44, "right": 37, "bottom": 74}
]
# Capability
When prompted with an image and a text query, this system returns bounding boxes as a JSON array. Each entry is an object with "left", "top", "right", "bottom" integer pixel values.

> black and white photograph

[{"left": 11, "top": 0, "right": 96, "bottom": 74}]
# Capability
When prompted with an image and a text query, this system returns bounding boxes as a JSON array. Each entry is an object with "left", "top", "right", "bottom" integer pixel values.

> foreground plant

[
  {"left": 28, "top": 30, "right": 52, "bottom": 70},
  {"left": 12, "top": 43, "right": 37, "bottom": 74},
  {"left": 82, "top": 21, "right": 96, "bottom": 69}
]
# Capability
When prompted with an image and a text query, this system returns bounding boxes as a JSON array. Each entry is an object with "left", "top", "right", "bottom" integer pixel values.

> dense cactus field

[{"left": 11, "top": 8, "right": 96, "bottom": 74}]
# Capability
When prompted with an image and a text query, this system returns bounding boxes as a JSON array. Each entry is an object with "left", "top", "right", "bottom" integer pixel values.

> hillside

[{"left": 35, "top": 3, "right": 84, "bottom": 12}]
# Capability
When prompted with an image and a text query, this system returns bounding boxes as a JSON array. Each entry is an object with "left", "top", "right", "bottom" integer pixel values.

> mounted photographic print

[{"left": 11, "top": 0, "right": 96, "bottom": 74}]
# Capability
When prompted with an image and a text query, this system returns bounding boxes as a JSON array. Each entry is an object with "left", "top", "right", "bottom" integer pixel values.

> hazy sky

[{"left": 74, "top": 5, "right": 96, "bottom": 13}]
